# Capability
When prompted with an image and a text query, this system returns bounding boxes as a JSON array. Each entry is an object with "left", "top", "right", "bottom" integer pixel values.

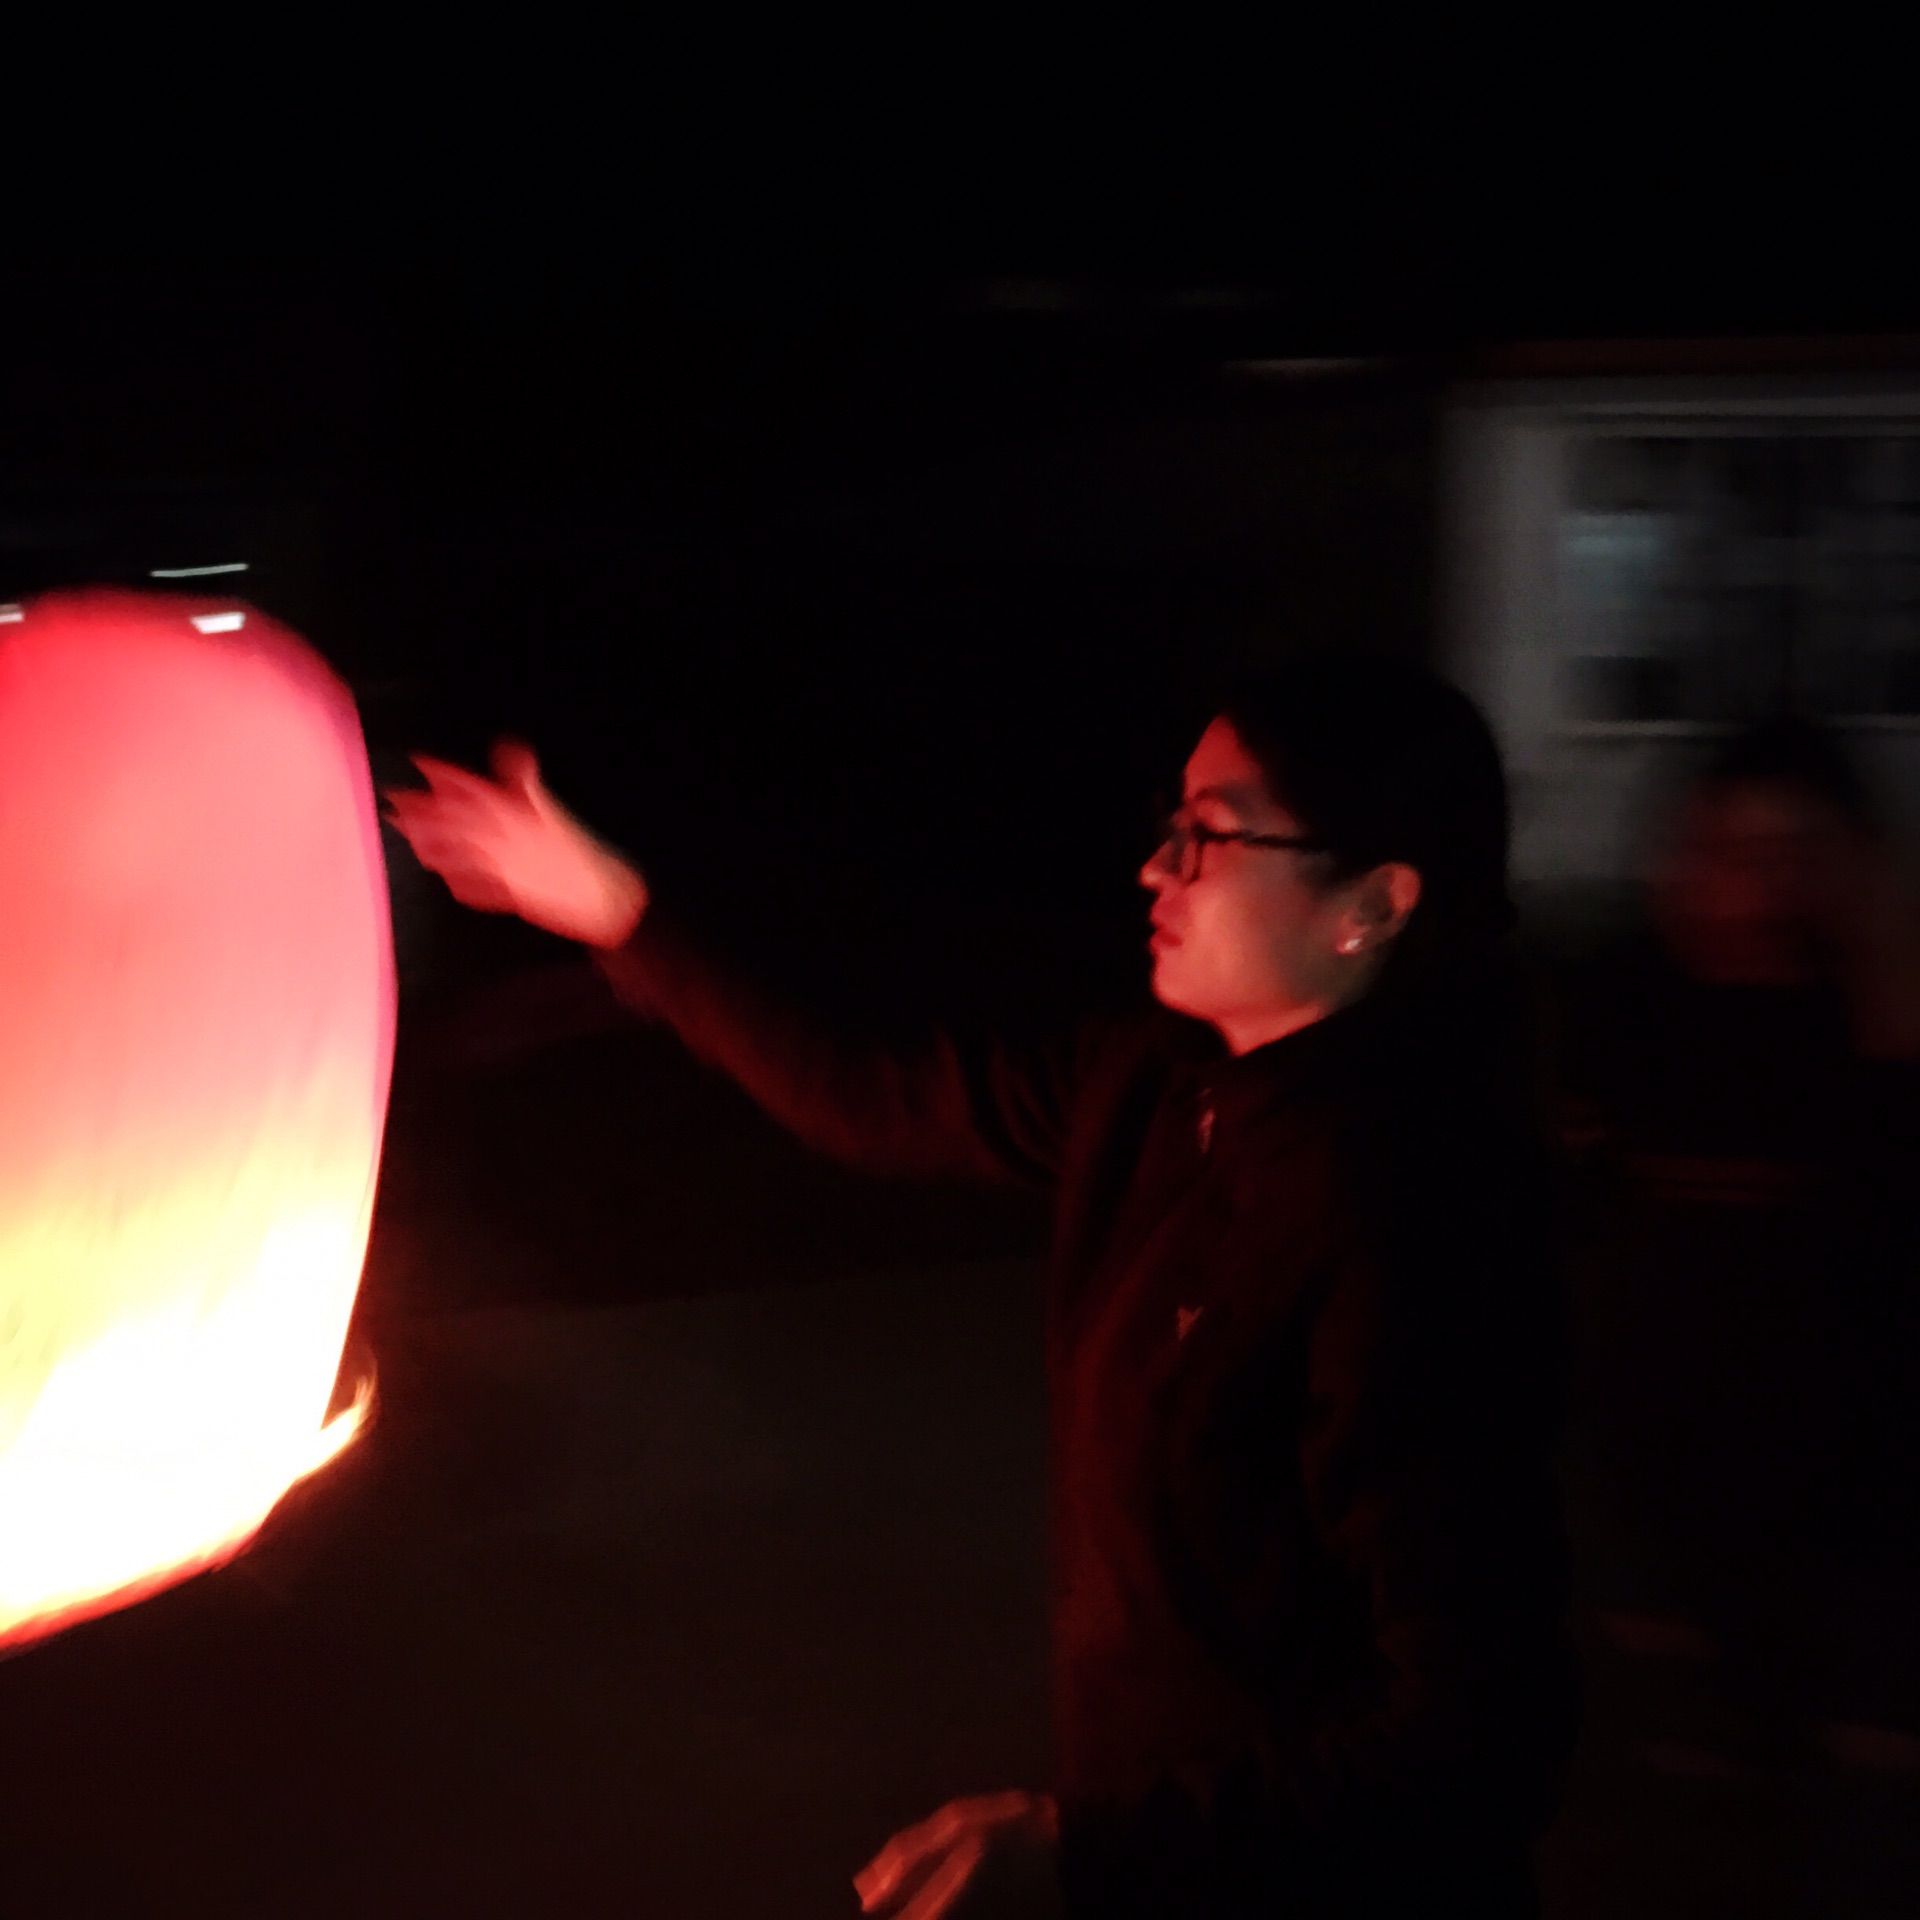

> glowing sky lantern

[{"left": 0, "top": 590, "right": 393, "bottom": 1651}]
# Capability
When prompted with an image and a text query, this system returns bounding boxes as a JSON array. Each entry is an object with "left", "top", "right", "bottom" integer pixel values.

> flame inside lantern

[{"left": 0, "top": 591, "right": 393, "bottom": 1651}]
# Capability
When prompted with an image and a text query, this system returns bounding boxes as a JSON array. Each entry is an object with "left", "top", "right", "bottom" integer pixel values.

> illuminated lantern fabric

[{"left": 0, "top": 590, "right": 393, "bottom": 1651}]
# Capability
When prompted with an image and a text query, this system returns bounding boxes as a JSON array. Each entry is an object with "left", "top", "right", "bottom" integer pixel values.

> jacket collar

[{"left": 1166, "top": 991, "right": 1405, "bottom": 1124}]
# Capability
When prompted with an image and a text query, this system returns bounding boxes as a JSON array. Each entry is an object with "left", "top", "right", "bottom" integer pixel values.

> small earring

[{"left": 1339, "top": 935, "right": 1365, "bottom": 956}]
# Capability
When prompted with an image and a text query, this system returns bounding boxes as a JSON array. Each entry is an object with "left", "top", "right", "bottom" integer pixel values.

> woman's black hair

[{"left": 1216, "top": 654, "right": 1518, "bottom": 1003}]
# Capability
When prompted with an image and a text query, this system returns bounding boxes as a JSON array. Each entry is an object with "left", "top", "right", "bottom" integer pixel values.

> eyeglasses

[{"left": 1151, "top": 807, "right": 1328, "bottom": 883}]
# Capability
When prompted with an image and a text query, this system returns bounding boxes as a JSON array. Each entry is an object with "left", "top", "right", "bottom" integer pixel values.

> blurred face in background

[{"left": 1651, "top": 779, "right": 1864, "bottom": 986}]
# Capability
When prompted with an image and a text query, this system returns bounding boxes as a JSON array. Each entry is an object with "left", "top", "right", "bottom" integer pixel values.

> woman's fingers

[
  {"left": 384, "top": 789, "right": 506, "bottom": 854},
  {"left": 383, "top": 741, "right": 642, "bottom": 945},
  {"left": 385, "top": 802, "right": 516, "bottom": 890},
  {"left": 856, "top": 1793, "right": 1057, "bottom": 1919},
  {"left": 895, "top": 1838, "right": 983, "bottom": 1920},
  {"left": 396, "top": 835, "right": 484, "bottom": 878},
  {"left": 857, "top": 1804, "right": 975, "bottom": 1912},
  {"left": 405, "top": 753, "right": 505, "bottom": 800},
  {"left": 855, "top": 1809, "right": 950, "bottom": 1911},
  {"left": 488, "top": 738, "right": 544, "bottom": 798},
  {"left": 388, "top": 749, "right": 552, "bottom": 860},
  {"left": 381, "top": 802, "right": 478, "bottom": 854},
  {"left": 383, "top": 796, "right": 486, "bottom": 840},
  {"left": 435, "top": 866, "right": 518, "bottom": 914}
]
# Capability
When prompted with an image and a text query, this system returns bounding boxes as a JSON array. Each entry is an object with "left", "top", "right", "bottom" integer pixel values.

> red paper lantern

[{"left": 0, "top": 590, "right": 393, "bottom": 1650}]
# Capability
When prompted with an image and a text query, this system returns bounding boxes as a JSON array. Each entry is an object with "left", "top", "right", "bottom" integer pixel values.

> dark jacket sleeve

[
  {"left": 594, "top": 901, "right": 1090, "bottom": 1190},
  {"left": 1057, "top": 1132, "right": 1574, "bottom": 1915}
]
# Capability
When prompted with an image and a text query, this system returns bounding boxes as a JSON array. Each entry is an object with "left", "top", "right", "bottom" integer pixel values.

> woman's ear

[
  {"left": 1339, "top": 863, "right": 1422, "bottom": 955},
  {"left": 1375, "top": 862, "right": 1423, "bottom": 935}
]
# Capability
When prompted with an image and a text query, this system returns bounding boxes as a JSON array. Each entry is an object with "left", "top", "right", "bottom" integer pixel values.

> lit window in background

[{"left": 1560, "top": 430, "right": 1920, "bottom": 725}]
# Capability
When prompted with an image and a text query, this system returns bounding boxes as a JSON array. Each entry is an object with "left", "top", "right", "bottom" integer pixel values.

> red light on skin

[{"left": 0, "top": 591, "right": 394, "bottom": 1652}]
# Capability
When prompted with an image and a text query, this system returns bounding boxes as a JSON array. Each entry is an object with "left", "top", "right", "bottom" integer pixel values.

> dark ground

[
  {"left": 0, "top": 974, "right": 1055, "bottom": 1919},
  {"left": 1, "top": 959, "right": 1917, "bottom": 1916}
]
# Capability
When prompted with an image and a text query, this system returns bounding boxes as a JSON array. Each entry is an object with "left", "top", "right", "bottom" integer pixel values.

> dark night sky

[{"left": 8, "top": 257, "right": 1920, "bottom": 1019}]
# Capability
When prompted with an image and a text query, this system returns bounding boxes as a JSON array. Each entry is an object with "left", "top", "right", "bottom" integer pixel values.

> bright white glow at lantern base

[{"left": 0, "top": 591, "right": 394, "bottom": 1651}]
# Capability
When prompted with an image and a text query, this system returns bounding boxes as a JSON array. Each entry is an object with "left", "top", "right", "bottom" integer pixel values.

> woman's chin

[{"left": 1149, "top": 954, "right": 1202, "bottom": 1016}]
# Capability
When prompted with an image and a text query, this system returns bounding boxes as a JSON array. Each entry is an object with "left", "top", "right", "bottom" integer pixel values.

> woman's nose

[{"left": 1141, "top": 849, "right": 1178, "bottom": 892}]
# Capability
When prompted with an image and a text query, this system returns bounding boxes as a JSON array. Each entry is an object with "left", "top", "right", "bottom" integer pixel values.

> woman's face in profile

[{"left": 1140, "top": 718, "right": 1368, "bottom": 1047}]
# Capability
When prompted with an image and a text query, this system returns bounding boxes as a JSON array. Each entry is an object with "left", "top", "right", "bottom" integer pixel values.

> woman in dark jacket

[{"left": 387, "top": 657, "right": 1575, "bottom": 1919}]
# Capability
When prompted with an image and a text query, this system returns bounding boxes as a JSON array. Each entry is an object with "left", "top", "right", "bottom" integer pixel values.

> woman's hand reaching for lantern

[
  {"left": 853, "top": 1791, "right": 1063, "bottom": 1919},
  {"left": 383, "top": 741, "right": 649, "bottom": 950}
]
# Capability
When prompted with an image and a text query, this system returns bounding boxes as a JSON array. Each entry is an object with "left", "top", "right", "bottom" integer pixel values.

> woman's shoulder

[{"left": 1341, "top": 994, "right": 1557, "bottom": 1202}]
